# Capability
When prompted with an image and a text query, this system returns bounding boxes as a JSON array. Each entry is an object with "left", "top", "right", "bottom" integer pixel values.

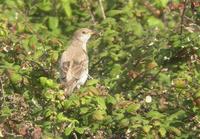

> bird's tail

[{"left": 63, "top": 80, "right": 77, "bottom": 96}]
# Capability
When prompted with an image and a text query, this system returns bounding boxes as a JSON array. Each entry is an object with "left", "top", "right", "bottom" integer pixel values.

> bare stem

[
  {"left": 85, "top": 0, "right": 96, "bottom": 24},
  {"left": 98, "top": 0, "right": 106, "bottom": 19},
  {"left": 0, "top": 76, "right": 4, "bottom": 108},
  {"left": 180, "top": 0, "right": 188, "bottom": 34}
]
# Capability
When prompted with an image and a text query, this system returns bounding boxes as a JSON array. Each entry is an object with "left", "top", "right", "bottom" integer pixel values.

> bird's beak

[{"left": 90, "top": 30, "right": 97, "bottom": 35}]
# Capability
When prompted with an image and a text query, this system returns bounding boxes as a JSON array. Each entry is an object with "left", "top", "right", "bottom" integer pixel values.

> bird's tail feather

[{"left": 63, "top": 80, "right": 77, "bottom": 96}]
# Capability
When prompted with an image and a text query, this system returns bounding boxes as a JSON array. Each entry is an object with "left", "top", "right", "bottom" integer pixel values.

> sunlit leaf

[
  {"left": 75, "top": 127, "right": 87, "bottom": 134},
  {"left": 48, "top": 17, "right": 59, "bottom": 30},
  {"left": 159, "top": 127, "right": 166, "bottom": 137},
  {"left": 64, "top": 127, "right": 73, "bottom": 136},
  {"left": 92, "top": 110, "right": 106, "bottom": 121},
  {"left": 126, "top": 103, "right": 140, "bottom": 113},
  {"left": 86, "top": 79, "right": 99, "bottom": 86},
  {"left": 61, "top": 0, "right": 72, "bottom": 18},
  {"left": 148, "top": 16, "right": 164, "bottom": 29},
  {"left": 147, "top": 111, "right": 165, "bottom": 119},
  {"left": 143, "top": 125, "right": 152, "bottom": 133}
]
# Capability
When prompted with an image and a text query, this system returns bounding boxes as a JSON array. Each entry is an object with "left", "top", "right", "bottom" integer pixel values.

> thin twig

[
  {"left": 180, "top": 0, "right": 188, "bottom": 34},
  {"left": 85, "top": 0, "right": 96, "bottom": 24},
  {"left": 0, "top": 76, "right": 5, "bottom": 108},
  {"left": 98, "top": 0, "right": 106, "bottom": 19},
  {"left": 3, "top": 130, "right": 23, "bottom": 138},
  {"left": 141, "top": 0, "right": 161, "bottom": 17}
]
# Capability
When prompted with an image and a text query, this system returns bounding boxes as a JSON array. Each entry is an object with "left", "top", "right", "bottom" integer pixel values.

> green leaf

[
  {"left": 159, "top": 73, "right": 171, "bottom": 85},
  {"left": 92, "top": 110, "right": 106, "bottom": 121},
  {"left": 173, "top": 78, "right": 186, "bottom": 88},
  {"left": 75, "top": 127, "right": 86, "bottom": 134},
  {"left": 195, "top": 91, "right": 200, "bottom": 98},
  {"left": 61, "top": 0, "right": 72, "bottom": 18},
  {"left": 143, "top": 125, "right": 152, "bottom": 133},
  {"left": 132, "top": 22, "right": 144, "bottom": 37},
  {"left": 87, "top": 86, "right": 99, "bottom": 95},
  {"left": 86, "top": 79, "right": 99, "bottom": 86},
  {"left": 126, "top": 104, "right": 140, "bottom": 113},
  {"left": 80, "top": 97, "right": 92, "bottom": 105},
  {"left": 167, "top": 110, "right": 186, "bottom": 121},
  {"left": 43, "top": 121, "right": 52, "bottom": 130},
  {"left": 170, "top": 127, "right": 181, "bottom": 136},
  {"left": 119, "top": 118, "right": 129, "bottom": 128},
  {"left": 64, "top": 127, "right": 73, "bottom": 136},
  {"left": 39, "top": 77, "right": 47, "bottom": 86},
  {"left": 51, "top": 51, "right": 59, "bottom": 62},
  {"left": 39, "top": 77, "right": 58, "bottom": 89},
  {"left": 148, "top": 16, "right": 164, "bottom": 29},
  {"left": 28, "top": 35, "right": 37, "bottom": 46},
  {"left": 159, "top": 0, "right": 168, "bottom": 8},
  {"left": 46, "top": 80, "right": 55, "bottom": 88},
  {"left": 159, "top": 127, "right": 166, "bottom": 137},
  {"left": 80, "top": 107, "right": 89, "bottom": 114},
  {"left": 106, "top": 95, "right": 117, "bottom": 105},
  {"left": 107, "top": 10, "right": 123, "bottom": 17},
  {"left": 147, "top": 111, "right": 165, "bottom": 119},
  {"left": 43, "top": 91, "right": 54, "bottom": 100},
  {"left": 10, "top": 72, "right": 22, "bottom": 84},
  {"left": 57, "top": 113, "right": 74, "bottom": 123},
  {"left": 110, "top": 64, "right": 122, "bottom": 77},
  {"left": 48, "top": 17, "right": 59, "bottom": 30},
  {"left": 5, "top": 0, "right": 17, "bottom": 7},
  {"left": 113, "top": 112, "right": 124, "bottom": 121},
  {"left": 95, "top": 97, "right": 106, "bottom": 109},
  {"left": 38, "top": 1, "right": 52, "bottom": 12},
  {"left": 153, "top": 120, "right": 161, "bottom": 126},
  {"left": 44, "top": 109, "right": 54, "bottom": 118},
  {"left": 0, "top": 106, "right": 12, "bottom": 117}
]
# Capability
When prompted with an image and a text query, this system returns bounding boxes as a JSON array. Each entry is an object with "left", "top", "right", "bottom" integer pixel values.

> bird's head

[{"left": 73, "top": 28, "right": 95, "bottom": 43}]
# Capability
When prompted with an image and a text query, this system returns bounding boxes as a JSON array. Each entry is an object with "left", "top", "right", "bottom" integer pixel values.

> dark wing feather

[{"left": 60, "top": 59, "right": 86, "bottom": 96}]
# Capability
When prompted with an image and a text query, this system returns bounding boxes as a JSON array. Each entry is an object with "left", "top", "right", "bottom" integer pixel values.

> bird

[{"left": 59, "top": 28, "right": 95, "bottom": 96}]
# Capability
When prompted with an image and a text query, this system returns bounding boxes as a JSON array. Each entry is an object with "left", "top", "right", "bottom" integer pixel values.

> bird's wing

[
  {"left": 60, "top": 59, "right": 87, "bottom": 96},
  {"left": 60, "top": 58, "right": 87, "bottom": 83}
]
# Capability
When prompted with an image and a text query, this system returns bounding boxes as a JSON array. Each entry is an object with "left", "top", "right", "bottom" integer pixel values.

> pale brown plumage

[{"left": 59, "top": 28, "right": 94, "bottom": 96}]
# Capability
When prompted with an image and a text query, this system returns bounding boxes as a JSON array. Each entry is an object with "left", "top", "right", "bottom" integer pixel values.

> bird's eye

[{"left": 82, "top": 31, "right": 86, "bottom": 34}]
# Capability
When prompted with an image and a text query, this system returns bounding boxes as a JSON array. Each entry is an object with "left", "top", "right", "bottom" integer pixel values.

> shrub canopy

[{"left": 0, "top": 0, "right": 200, "bottom": 138}]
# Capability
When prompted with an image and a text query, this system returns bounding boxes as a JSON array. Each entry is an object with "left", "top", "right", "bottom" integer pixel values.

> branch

[
  {"left": 141, "top": 0, "right": 161, "bottom": 17},
  {"left": 180, "top": 0, "right": 188, "bottom": 34},
  {"left": 85, "top": 0, "right": 96, "bottom": 24},
  {"left": 98, "top": 0, "right": 106, "bottom": 19},
  {"left": 0, "top": 76, "right": 4, "bottom": 108}
]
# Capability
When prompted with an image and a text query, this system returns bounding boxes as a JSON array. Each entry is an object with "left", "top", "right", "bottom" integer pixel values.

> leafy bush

[{"left": 0, "top": 0, "right": 200, "bottom": 138}]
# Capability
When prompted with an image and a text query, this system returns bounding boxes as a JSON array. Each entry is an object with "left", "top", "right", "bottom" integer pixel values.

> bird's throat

[
  {"left": 71, "top": 38, "right": 88, "bottom": 53},
  {"left": 81, "top": 42, "right": 87, "bottom": 52}
]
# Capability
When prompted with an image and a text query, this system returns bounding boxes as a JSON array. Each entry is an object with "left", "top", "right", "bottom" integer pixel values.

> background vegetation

[{"left": 0, "top": 0, "right": 200, "bottom": 138}]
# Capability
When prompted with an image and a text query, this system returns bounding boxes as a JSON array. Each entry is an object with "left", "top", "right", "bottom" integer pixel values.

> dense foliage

[{"left": 0, "top": 0, "right": 200, "bottom": 138}]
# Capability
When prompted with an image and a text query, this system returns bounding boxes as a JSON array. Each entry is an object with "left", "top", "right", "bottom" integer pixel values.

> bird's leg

[{"left": 88, "top": 74, "right": 93, "bottom": 79}]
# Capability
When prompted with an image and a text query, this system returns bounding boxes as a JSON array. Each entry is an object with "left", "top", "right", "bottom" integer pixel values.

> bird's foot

[{"left": 88, "top": 74, "right": 93, "bottom": 79}]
